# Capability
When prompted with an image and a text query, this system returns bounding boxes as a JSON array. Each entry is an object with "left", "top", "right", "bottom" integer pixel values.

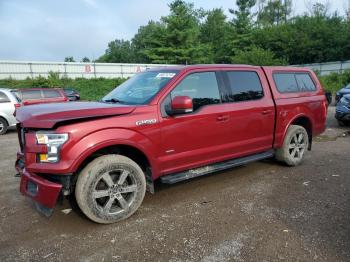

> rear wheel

[
  {"left": 276, "top": 125, "right": 309, "bottom": 166},
  {"left": 0, "top": 118, "right": 8, "bottom": 135},
  {"left": 75, "top": 154, "right": 146, "bottom": 224}
]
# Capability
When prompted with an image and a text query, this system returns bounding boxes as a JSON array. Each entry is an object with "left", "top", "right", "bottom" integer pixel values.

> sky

[{"left": 0, "top": 0, "right": 345, "bottom": 62}]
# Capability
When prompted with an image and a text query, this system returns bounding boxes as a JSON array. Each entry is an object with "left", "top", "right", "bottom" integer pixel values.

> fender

[
  {"left": 275, "top": 112, "right": 313, "bottom": 149},
  {"left": 66, "top": 128, "right": 160, "bottom": 178}
]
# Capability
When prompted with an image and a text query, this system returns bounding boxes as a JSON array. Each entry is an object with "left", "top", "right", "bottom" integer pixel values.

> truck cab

[{"left": 15, "top": 65, "right": 327, "bottom": 223}]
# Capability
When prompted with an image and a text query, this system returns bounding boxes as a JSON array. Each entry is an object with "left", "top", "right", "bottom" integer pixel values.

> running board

[{"left": 160, "top": 150, "right": 274, "bottom": 184}]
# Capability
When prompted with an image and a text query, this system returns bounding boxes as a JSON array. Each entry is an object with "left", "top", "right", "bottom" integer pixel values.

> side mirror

[{"left": 166, "top": 96, "right": 193, "bottom": 116}]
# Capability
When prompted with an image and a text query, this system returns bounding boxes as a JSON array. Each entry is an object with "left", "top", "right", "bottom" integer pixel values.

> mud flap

[{"left": 34, "top": 202, "right": 54, "bottom": 217}]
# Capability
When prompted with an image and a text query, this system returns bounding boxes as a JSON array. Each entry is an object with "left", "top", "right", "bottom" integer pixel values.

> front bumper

[
  {"left": 16, "top": 153, "right": 62, "bottom": 211},
  {"left": 335, "top": 104, "right": 350, "bottom": 121}
]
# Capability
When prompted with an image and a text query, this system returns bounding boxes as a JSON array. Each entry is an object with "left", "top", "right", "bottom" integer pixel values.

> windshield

[
  {"left": 102, "top": 70, "right": 179, "bottom": 105},
  {"left": 345, "top": 83, "right": 350, "bottom": 89}
]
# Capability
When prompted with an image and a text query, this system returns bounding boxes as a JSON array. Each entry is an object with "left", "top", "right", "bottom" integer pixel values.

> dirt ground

[{"left": 0, "top": 106, "right": 349, "bottom": 262}]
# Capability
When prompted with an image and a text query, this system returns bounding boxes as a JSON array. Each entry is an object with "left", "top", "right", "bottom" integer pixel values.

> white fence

[
  {"left": 293, "top": 60, "right": 350, "bottom": 76},
  {"left": 0, "top": 60, "right": 175, "bottom": 80},
  {"left": 1, "top": 60, "right": 350, "bottom": 79}
]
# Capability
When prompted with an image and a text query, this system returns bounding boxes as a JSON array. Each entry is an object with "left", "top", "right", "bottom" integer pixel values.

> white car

[{"left": 0, "top": 88, "right": 20, "bottom": 135}]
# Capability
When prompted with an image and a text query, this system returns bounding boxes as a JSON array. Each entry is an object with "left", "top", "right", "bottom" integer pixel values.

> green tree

[
  {"left": 132, "top": 21, "right": 167, "bottom": 63},
  {"left": 81, "top": 57, "right": 90, "bottom": 62},
  {"left": 98, "top": 39, "right": 136, "bottom": 63},
  {"left": 64, "top": 56, "right": 75, "bottom": 62},
  {"left": 230, "top": 0, "right": 256, "bottom": 34},
  {"left": 159, "top": 0, "right": 209, "bottom": 64},
  {"left": 231, "top": 46, "right": 287, "bottom": 65},
  {"left": 257, "top": 0, "right": 292, "bottom": 26},
  {"left": 200, "top": 8, "right": 234, "bottom": 63}
]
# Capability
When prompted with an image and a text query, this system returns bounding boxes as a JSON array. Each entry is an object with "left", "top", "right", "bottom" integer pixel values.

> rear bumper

[{"left": 16, "top": 154, "right": 62, "bottom": 209}]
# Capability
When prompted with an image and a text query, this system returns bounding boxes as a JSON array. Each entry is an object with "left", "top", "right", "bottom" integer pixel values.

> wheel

[
  {"left": 75, "top": 154, "right": 146, "bottom": 224},
  {"left": 0, "top": 118, "right": 8, "bottom": 135},
  {"left": 275, "top": 125, "right": 309, "bottom": 166},
  {"left": 338, "top": 120, "right": 350, "bottom": 127}
]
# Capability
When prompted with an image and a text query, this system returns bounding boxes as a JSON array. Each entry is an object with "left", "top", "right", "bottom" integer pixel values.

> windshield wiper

[{"left": 102, "top": 98, "right": 125, "bottom": 104}]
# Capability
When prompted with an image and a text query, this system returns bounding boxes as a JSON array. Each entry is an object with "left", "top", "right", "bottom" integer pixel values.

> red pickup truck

[{"left": 15, "top": 65, "right": 327, "bottom": 224}]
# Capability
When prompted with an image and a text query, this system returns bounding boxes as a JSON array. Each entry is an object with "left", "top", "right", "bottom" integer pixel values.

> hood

[
  {"left": 16, "top": 101, "right": 136, "bottom": 128},
  {"left": 339, "top": 87, "right": 350, "bottom": 94}
]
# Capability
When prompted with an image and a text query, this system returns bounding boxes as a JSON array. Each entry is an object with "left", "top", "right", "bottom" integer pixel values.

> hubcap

[
  {"left": 0, "top": 122, "right": 3, "bottom": 132},
  {"left": 92, "top": 169, "right": 137, "bottom": 215},
  {"left": 288, "top": 132, "right": 306, "bottom": 160}
]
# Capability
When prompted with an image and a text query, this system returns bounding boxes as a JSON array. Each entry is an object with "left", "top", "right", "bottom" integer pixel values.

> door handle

[
  {"left": 261, "top": 109, "right": 273, "bottom": 115},
  {"left": 217, "top": 115, "right": 229, "bottom": 122}
]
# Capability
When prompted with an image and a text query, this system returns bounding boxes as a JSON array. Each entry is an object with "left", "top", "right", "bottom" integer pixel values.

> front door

[{"left": 159, "top": 71, "right": 229, "bottom": 175}]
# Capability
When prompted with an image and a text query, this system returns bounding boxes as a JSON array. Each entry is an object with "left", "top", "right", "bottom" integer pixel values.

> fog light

[{"left": 27, "top": 181, "right": 38, "bottom": 196}]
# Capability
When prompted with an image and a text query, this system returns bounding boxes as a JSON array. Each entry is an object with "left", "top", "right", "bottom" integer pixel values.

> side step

[{"left": 160, "top": 150, "right": 274, "bottom": 184}]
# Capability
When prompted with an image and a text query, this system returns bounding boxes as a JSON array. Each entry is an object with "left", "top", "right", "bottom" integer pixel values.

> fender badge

[{"left": 136, "top": 119, "right": 157, "bottom": 126}]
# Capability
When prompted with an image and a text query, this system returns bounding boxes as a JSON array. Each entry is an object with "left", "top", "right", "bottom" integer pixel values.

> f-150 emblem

[{"left": 136, "top": 119, "right": 157, "bottom": 126}]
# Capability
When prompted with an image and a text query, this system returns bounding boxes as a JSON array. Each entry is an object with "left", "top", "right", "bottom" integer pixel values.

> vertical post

[
  {"left": 93, "top": 62, "right": 97, "bottom": 78},
  {"left": 64, "top": 63, "right": 67, "bottom": 78},
  {"left": 340, "top": 61, "right": 343, "bottom": 74},
  {"left": 29, "top": 62, "right": 33, "bottom": 78},
  {"left": 121, "top": 64, "right": 124, "bottom": 78}
]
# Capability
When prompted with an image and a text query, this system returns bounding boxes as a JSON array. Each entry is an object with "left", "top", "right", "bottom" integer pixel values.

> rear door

[{"left": 219, "top": 69, "right": 275, "bottom": 156}]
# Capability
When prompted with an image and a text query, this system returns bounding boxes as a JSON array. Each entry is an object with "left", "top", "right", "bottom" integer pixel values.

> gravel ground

[{"left": 0, "top": 106, "right": 349, "bottom": 261}]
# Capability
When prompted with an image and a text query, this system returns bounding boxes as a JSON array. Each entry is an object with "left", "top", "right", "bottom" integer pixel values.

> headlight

[
  {"left": 340, "top": 97, "right": 350, "bottom": 106},
  {"left": 36, "top": 132, "right": 68, "bottom": 163}
]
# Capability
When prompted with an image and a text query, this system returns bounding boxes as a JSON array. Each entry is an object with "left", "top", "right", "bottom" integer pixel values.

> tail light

[{"left": 13, "top": 103, "right": 21, "bottom": 116}]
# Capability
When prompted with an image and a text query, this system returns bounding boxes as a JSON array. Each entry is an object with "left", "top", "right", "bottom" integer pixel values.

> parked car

[
  {"left": 63, "top": 88, "right": 80, "bottom": 101},
  {"left": 15, "top": 88, "right": 68, "bottom": 105},
  {"left": 335, "top": 83, "right": 350, "bottom": 102},
  {"left": 335, "top": 94, "right": 350, "bottom": 126},
  {"left": 0, "top": 88, "right": 21, "bottom": 135},
  {"left": 15, "top": 65, "right": 327, "bottom": 223}
]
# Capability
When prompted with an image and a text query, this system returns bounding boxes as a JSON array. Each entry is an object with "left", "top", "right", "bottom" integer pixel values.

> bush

[
  {"left": 0, "top": 74, "right": 126, "bottom": 101},
  {"left": 319, "top": 69, "right": 350, "bottom": 93}
]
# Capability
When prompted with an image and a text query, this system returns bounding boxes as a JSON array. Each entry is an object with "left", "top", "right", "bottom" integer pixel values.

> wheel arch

[
  {"left": 283, "top": 114, "right": 313, "bottom": 150},
  {"left": 71, "top": 141, "right": 156, "bottom": 193}
]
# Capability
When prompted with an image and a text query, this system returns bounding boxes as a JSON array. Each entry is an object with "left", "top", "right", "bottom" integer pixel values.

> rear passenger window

[
  {"left": 295, "top": 73, "right": 316, "bottom": 91},
  {"left": 43, "top": 90, "right": 61, "bottom": 98},
  {"left": 21, "top": 90, "right": 42, "bottom": 100},
  {"left": 224, "top": 71, "right": 264, "bottom": 102},
  {"left": 171, "top": 72, "right": 221, "bottom": 111},
  {"left": 0, "top": 91, "right": 10, "bottom": 103},
  {"left": 273, "top": 73, "right": 299, "bottom": 93},
  {"left": 273, "top": 72, "right": 316, "bottom": 93}
]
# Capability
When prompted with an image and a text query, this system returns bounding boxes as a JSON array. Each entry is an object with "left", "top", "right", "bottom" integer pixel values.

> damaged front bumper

[{"left": 16, "top": 153, "right": 62, "bottom": 216}]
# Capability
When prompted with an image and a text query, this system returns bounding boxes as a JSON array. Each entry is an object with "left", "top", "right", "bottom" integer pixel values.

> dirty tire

[
  {"left": 0, "top": 118, "right": 8, "bottom": 135},
  {"left": 275, "top": 125, "right": 309, "bottom": 166},
  {"left": 75, "top": 154, "right": 146, "bottom": 224}
]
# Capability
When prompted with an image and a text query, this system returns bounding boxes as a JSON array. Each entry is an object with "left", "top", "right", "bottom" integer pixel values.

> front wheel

[
  {"left": 75, "top": 155, "right": 146, "bottom": 224},
  {"left": 275, "top": 125, "right": 309, "bottom": 166}
]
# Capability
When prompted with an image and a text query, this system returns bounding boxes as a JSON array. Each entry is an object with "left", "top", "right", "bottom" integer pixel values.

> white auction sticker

[{"left": 156, "top": 73, "right": 176, "bottom": 78}]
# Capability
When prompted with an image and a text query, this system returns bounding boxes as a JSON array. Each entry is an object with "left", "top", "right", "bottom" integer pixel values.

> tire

[
  {"left": 275, "top": 125, "right": 309, "bottom": 166},
  {"left": 75, "top": 154, "right": 146, "bottom": 224},
  {"left": 338, "top": 120, "right": 350, "bottom": 127},
  {"left": 0, "top": 118, "right": 8, "bottom": 135}
]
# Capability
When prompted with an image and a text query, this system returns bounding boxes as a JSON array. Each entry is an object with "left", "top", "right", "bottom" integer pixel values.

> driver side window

[{"left": 171, "top": 72, "right": 221, "bottom": 111}]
